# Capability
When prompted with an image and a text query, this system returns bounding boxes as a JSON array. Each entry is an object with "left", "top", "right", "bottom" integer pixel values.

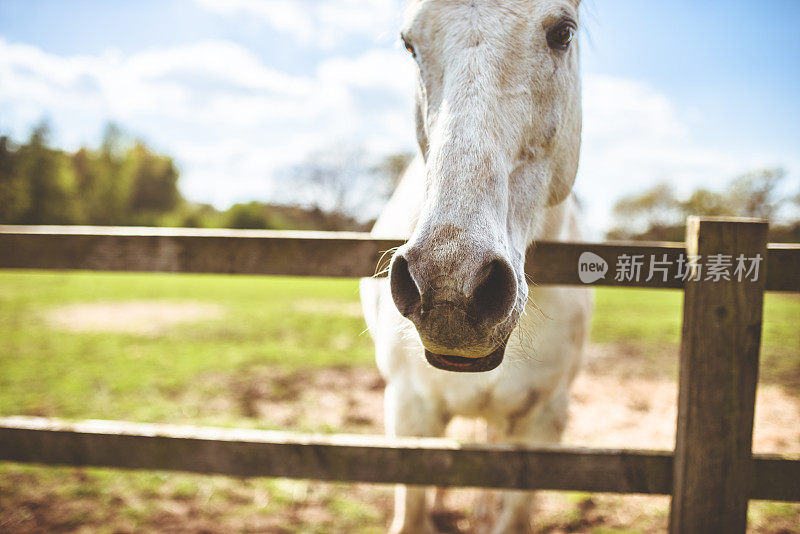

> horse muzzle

[{"left": 424, "top": 335, "right": 509, "bottom": 372}]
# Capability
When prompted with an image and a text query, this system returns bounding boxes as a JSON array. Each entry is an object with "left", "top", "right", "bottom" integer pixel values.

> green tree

[
  {"left": 680, "top": 189, "right": 732, "bottom": 217},
  {"left": 225, "top": 202, "right": 276, "bottom": 229},
  {"left": 606, "top": 182, "right": 682, "bottom": 241},
  {"left": 177, "top": 203, "right": 220, "bottom": 228},
  {"left": 0, "top": 136, "right": 30, "bottom": 224},
  {"left": 94, "top": 123, "right": 131, "bottom": 224},
  {"left": 0, "top": 121, "right": 187, "bottom": 227},
  {"left": 125, "top": 142, "right": 180, "bottom": 218},
  {"left": 16, "top": 123, "right": 77, "bottom": 225},
  {"left": 725, "top": 168, "right": 786, "bottom": 219},
  {"left": 71, "top": 147, "right": 104, "bottom": 224},
  {"left": 606, "top": 167, "right": 799, "bottom": 242}
]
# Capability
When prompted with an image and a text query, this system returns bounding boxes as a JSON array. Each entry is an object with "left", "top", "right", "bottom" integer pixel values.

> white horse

[{"left": 360, "top": 1, "right": 591, "bottom": 532}]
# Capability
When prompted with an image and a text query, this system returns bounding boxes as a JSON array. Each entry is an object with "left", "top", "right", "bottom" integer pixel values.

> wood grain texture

[
  {"left": 0, "top": 226, "right": 403, "bottom": 278},
  {"left": 765, "top": 243, "right": 800, "bottom": 292},
  {"left": 669, "top": 217, "right": 770, "bottom": 534},
  {"left": 0, "top": 417, "right": 796, "bottom": 500},
  {"left": 1, "top": 226, "right": 797, "bottom": 290},
  {"left": 0, "top": 417, "right": 672, "bottom": 494}
]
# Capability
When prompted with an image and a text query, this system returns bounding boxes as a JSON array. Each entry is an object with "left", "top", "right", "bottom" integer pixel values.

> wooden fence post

[{"left": 669, "top": 217, "right": 769, "bottom": 533}]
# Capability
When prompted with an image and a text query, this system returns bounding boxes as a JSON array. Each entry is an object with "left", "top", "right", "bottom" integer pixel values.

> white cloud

[
  {"left": 0, "top": 39, "right": 315, "bottom": 124},
  {"left": 193, "top": 0, "right": 403, "bottom": 49},
  {"left": 0, "top": 37, "right": 418, "bottom": 208}
]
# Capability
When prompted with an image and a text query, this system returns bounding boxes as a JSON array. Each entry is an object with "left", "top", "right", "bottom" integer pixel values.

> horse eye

[
  {"left": 401, "top": 37, "right": 416, "bottom": 58},
  {"left": 547, "top": 23, "right": 575, "bottom": 51}
]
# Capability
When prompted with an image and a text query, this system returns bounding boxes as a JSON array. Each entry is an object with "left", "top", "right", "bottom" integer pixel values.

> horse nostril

[
  {"left": 389, "top": 254, "right": 422, "bottom": 319},
  {"left": 472, "top": 259, "right": 517, "bottom": 325}
]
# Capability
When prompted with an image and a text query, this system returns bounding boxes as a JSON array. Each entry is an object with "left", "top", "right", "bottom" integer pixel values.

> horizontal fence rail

[
  {"left": 1, "top": 226, "right": 798, "bottom": 291},
  {"left": 0, "top": 417, "right": 798, "bottom": 502}
]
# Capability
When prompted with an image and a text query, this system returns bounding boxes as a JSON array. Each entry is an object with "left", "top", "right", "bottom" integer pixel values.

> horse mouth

[{"left": 424, "top": 338, "right": 508, "bottom": 373}]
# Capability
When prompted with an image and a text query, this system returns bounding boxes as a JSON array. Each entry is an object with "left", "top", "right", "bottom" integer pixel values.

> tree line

[
  {"left": 2, "top": 122, "right": 797, "bottom": 241},
  {"left": 1, "top": 123, "right": 181, "bottom": 227},
  {"left": 0, "top": 123, "right": 410, "bottom": 231},
  {"left": 606, "top": 168, "right": 800, "bottom": 242}
]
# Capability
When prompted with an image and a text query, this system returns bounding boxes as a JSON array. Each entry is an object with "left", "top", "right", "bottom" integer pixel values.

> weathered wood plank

[
  {"left": 765, "top": 243, "right": 800, "bottom": 292},
  {"left": 1, "top": 226, "right": 797, "bottom": 290},
  {"left": 0, "top": 417, "right": 671, "bottom": 494},
  {"left": 525, "top": 239, "right": 685, "bottom": 289},
  {"left": 0, "top": 418, "right": 797, "bottom": 501},
  {"left": 669, "top": 217, "right": 770, "bottom": 534},
  {"left": 0, "top": 226, "right": 403, "bottom": 278},
  {"left": 751, "top": 454, "right": 800, "bottom": 502}
]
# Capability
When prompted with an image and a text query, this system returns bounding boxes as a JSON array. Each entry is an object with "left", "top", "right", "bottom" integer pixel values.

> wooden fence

[{"left": 0, "top": 217, "right": 798, "bottom": 533}]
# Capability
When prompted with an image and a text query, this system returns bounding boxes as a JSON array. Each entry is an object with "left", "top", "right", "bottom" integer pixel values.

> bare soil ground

[
  {"left": 216, "top": 344, "right": 800, "bottom": 455},
  {"left": 43, "top": 301, "right": 225, "bottom": 335},
  {"left": 291, "top": 299, "right": 366, "bottom": 318}
]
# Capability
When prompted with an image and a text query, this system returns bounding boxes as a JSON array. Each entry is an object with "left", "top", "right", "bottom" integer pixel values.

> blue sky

[
  {"left": 581, "top": 0, "right": 800, "bottom": 154},
  {"left": 1, "top": 0, "right": 798, "bottom": 234}
]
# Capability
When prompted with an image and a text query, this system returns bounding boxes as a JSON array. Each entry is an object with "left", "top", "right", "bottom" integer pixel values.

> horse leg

[
  {"left": 489, "top": 390, "right": 569, "bottom": 534},
  {"left": 384, "top": 379, "right": 447, "bottom": 534}
]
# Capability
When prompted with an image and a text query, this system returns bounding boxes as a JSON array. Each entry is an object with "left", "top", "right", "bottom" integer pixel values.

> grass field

[{"left": 0, "top": 270, "right": 798, "bottom": 533}]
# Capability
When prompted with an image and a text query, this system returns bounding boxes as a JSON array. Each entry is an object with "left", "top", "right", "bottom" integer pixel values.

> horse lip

[{"left": 424, "top": 338, "right": 508, "bottom": 373}]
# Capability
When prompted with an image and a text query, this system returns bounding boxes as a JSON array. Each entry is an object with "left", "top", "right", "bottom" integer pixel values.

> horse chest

[{"left": 420, "top": 364, "right": 550, "bottom": 422}]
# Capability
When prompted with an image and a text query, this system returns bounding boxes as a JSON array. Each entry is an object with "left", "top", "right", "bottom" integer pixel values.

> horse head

[{"left": 389, "top": 0, "right": 582, "bottom": 372}]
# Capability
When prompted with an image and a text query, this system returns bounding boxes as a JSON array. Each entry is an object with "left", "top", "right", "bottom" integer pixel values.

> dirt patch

[
  {"left": 225, "top": 365, "right": 387, "bottom": 432},
  {"left": 292, "top": 299, "right": 366, "bottom": 318},
  {"left": 567, "top": 344, "right": 800, "bottom": 453},
  {"left": 43, "top": 301, "right": 225, "bottom": 335},
  {"left": 568, "top": 370, "right": 800, "bottom": 453},
  {"left": 221, "top": 345, "right": 799, "bottom": 455}
]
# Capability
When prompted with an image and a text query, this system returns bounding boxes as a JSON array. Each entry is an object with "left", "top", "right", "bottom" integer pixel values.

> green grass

[
  {"left": 0, "top": 462, "right": 389, "bottom": 533},
  {"left": 591, "top": 286, "right": 800, "bottom": 384},
  {"left": 591, "top": 288, "right": 684, "bottom": 345},
  {"left": 1, "top": 271, "right": 798, "bottom": 423},
  {"left": 0, "top": 270, "right": 375, "bottom": 423},
  {"left": 0, "top": 270, "right": 797, "bottom": 533}
]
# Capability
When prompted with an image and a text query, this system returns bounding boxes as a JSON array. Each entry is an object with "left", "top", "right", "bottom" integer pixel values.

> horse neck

[{"left": 535, "top": 195, "right": 581, "bottom": 242}]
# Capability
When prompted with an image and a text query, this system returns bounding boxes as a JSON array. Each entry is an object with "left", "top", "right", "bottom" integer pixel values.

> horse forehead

[
  {"left": 408, "top": 0, "right": 577, "bottom": 7},
  {"left": 409, "top": 0, "right": 578, "bottom": 21},
  {"left": 412, "top": 0, "right": 526, "bottom": 28},
  {"left": 408, "top": 0, "right": 578, "bottom": 46}
]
